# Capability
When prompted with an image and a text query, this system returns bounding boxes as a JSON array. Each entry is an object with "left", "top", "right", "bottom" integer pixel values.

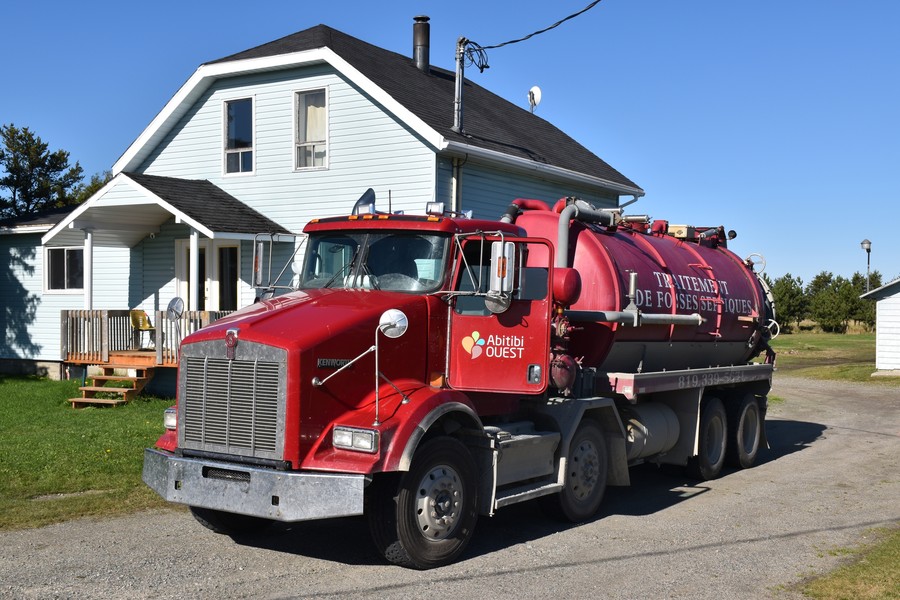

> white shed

[{"left": 861, "top": 278, "right": 900, "bottom": 374}]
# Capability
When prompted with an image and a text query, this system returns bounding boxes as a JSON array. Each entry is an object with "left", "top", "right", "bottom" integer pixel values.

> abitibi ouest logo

[{"left": 461, "top": 331, "right": 486, "bottom": 359}]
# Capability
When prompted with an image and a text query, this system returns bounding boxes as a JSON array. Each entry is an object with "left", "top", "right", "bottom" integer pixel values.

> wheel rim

[
  {"left": 414, "top": 465, "right": 463, "bottom": 540},
  {"left": 569, "top": 438, "right": 600, "bottom": 500},
  {"left": 705, "top": 415, "right": 725, "bottom": 465},
  {"left": 741, "top": 404, "right": 760, "bottom": 453}
]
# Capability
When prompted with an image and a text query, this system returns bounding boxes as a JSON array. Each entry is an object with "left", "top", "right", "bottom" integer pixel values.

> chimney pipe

[{"left": 413, "top": 15, "right": 430, "bottom": 74}]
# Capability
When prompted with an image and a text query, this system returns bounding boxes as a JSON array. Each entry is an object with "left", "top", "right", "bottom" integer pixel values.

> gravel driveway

[{"left": 1, "top": 375, "right": 897, "bottom": 599}]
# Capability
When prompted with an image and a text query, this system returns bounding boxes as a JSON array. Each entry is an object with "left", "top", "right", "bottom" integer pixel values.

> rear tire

[
  {"left": 726, "top": 394, "right": 762, "bottom": 469},
  {"left": 367, "top": 437, "right": 478, "bottom": 569},
  {"left": 539, "top": 419, "right": 608, "bottom": 522},
  {"left": 686, "top": 397, "right": 727, "bottom": 481},
  {"left": 189, "top": 506, "right": 272, "bottom": 536}
]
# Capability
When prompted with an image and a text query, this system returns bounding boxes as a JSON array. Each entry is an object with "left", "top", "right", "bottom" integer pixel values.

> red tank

[{"left": 513, "top": 201, "right": 775, "bottom": 373}]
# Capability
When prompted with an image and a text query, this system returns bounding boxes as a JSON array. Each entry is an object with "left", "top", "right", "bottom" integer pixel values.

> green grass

[
  {"left": 770, "top": 332, "right": 898, "bottom": 386},
  {"left": 801, "top": 527, "right": 900, "bottom": 599},
  {"left": 0, "top": 375, "right": 174, "bottom": 531}
]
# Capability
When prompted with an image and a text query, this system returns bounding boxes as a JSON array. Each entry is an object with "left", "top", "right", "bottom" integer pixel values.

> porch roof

[{"left": 42, "top": 173, "right": 291, "bottom": 247}]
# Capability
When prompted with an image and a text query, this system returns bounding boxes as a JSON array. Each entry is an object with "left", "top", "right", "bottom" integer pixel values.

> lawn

[
  {"left": 0, "top": 376, "right": 174, "bottom": 530},
  {"left": 770, "top": 331, "right": 898, "bottom": 386}
]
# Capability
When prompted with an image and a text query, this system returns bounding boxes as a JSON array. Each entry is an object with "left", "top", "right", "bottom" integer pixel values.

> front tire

[
  {"left": 540, "top": 419, "right": 608, "bottom": 522},
  {"left": 686, "top": 396, "right": 728, "bottom": 480},
  {"left": 726, "top": 394, "right": 762, "bottom": 469},
  {"left": 367, "top": 437, "right": 478, "bottom": 569},
  {"left": 189, "top": 506, "right": 272, "bottom": 536}
]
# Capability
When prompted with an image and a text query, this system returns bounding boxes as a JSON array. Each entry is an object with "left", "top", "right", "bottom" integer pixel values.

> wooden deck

[{"left": 61, "top": 309, "right": 231, "bottom": 407}]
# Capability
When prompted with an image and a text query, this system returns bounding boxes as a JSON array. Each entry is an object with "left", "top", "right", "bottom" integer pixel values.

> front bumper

[{"left": 143, "top": 448, "right": 366, "bottom": 522}]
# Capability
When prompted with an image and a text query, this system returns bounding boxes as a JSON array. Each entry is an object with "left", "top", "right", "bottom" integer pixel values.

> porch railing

[{"left": 61, "top": 309, "right": 232, "bottom": 366}]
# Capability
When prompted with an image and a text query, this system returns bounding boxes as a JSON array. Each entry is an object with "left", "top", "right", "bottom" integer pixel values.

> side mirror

[
  {"left": 378, "top": 309, "right": 408, "bottom": 339},
  {"left": 166, "top": 297, "right": 185, "bottom": 321},
  {"left": 487, "top": 241, "right": 515, "bottom": 313}
]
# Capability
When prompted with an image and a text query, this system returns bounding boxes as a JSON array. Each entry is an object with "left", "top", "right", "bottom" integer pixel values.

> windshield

[{"left": 299, "top": 231, "right": 449, "bottom": 293}]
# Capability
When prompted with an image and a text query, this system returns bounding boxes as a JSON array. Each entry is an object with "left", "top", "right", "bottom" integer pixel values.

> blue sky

[{"left": 3, "top": 1, "right": 898, "bottom": 285}]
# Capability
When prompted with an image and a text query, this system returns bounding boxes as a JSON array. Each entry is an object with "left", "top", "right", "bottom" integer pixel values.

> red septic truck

[{"left": 144, "top": 195, "right": 777, "bottom": 569}]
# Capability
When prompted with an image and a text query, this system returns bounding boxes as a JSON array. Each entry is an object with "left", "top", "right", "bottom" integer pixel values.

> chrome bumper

[{"left": 142, "top": 448, "right": 365, "bottom": 522}]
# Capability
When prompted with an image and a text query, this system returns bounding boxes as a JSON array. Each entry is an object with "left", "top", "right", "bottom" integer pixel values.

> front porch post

[
  {"left": 189, "top": 228, "right": 199, "bottom": 311},
  {"left": 83, "top": 228, "right": 94, "bottom": 309}
]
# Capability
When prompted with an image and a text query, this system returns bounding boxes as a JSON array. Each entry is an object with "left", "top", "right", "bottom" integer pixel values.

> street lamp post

[{"left": 860, "top": 239, "right": 872, "bottom": 292}]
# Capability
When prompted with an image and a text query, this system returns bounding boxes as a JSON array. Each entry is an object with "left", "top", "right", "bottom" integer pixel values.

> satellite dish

[{"left": 528, "top": 86, "right": 542, "bottom": 113}]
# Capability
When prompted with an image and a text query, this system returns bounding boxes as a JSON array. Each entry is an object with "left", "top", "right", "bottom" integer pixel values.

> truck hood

[{"left": 182, "top": 289, "right": 426, "bottom": 353}]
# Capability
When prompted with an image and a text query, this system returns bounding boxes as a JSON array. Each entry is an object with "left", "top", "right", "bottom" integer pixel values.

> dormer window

[
  {"left": 225, "top": 98, "right": 253, "bottom": 174},
  {"left": 296, "top": 89, "right": 327, "bottom": 169}
]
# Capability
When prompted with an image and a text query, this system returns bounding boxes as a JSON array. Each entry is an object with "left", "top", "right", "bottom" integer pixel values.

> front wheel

[
  {"left": 539, "top": 419, "right": 608, "bottom": 522},
  {"left": 367, "top": 436, "right": 479, "bottom": 569},
  {"left": 686, "top": 396, "right": 728, "bottom": 480}
]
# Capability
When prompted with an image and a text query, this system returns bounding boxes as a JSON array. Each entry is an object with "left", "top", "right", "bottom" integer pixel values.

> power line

[
  {"left": 483, "top": 0, "right": 603, "bottom": 50},
  {"left": 463, "top": 0, "right": 603, "bottom": 72}
]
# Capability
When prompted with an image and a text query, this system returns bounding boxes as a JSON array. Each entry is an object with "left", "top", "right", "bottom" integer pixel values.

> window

[
  {"left": 296, "top": 89, "right": 327, "bottom": 169},
  {"left": 47, "top": 247, "right": 84, "bottom": 291},
  {"left": 225, "top": 98, "right": 253, "bottom": 173}
]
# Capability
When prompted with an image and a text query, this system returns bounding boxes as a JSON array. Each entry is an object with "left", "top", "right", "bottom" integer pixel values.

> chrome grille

[{"left": 179, "top": 342, "right": 286, "bottom": 461}]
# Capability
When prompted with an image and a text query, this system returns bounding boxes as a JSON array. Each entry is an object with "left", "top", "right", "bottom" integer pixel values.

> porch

[{"left": 61, "top": 309, "right": 232, "bottom": 368}]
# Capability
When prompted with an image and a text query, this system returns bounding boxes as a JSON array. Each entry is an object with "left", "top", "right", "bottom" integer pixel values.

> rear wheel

[
  {"left": 686, "top": 397, "right": 728, "bottom": 480},
  {"left": 540, "top": 419, "right": 608, "bottom": 522},
  {"left": 189, "top": 506, "right": 272, "bottom": 536},
  {"left": 726, "top": 394, "right": 762, "bottom": 469},
  {"left": 367, "top": 437, "right": 479, "bottom": 569}
]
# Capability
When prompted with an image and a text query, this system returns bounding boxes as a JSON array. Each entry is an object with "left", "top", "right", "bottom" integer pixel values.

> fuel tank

[{"left": 514, "top": 203, "right": 775, "bottom": 372}]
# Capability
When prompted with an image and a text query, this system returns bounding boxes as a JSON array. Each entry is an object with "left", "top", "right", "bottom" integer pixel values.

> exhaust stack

[{"left": 413, "top": 16, "right": 430, "bottom": 74}]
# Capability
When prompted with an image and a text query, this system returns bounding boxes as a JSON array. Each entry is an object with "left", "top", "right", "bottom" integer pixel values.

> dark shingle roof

[
  {"left": 126, "top": 173, "right": 290, "bottom": 234},
  {"left": 0, "top": 205, "right": 75, "bottom": 229},
  {"left": 207, "top": 25, "right": 641, "bottom": 193}
]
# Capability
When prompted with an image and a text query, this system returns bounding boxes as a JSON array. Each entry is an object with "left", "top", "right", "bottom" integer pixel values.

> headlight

[
  {"left": 333, "top": 426, "right": 379, "bottom": 453},
  {"left": 163, "top": 407, "right": 177, "bottom": 430}
]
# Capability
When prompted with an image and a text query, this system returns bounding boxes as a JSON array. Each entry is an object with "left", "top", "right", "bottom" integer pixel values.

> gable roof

[
  {"left": 115, "top": 24, "right": 642, "bottom": 197},
  {"left": 861, "top": 277, "right": 900, "bottom": 301},
  {"left": 42, "top": 173, "right": 290, "bottom": 247}
]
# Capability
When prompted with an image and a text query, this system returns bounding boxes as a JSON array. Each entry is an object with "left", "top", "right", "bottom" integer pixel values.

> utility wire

[
  {"left": 482, "top": 0, "right": 603, "bottom": 50},
  {"left": 463, "top": 0, "right": 603, "bottom": 72}
]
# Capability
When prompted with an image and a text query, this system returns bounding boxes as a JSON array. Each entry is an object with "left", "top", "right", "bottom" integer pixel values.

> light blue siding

[
  {"left": 139, "top": 65, "right": 438, "bottom": 231},
  {"left": 453, "top": 160, "right": 618, "bottom": 221},
  {"left": 0, "top": 233, "right": 125, "bottom": 361}
]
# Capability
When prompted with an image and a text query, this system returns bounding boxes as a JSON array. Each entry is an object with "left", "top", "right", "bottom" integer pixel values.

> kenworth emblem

[
  {"left": 225, "top": 328, "right": 239, "bottom": 360},
  {"left": 317, "top": 358, "right": 351, "bottom": 369}
]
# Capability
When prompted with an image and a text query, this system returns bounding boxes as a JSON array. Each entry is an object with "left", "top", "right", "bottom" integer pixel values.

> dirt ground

[{"left": 1, "top": 375, "right": 897, "bottom": 599}]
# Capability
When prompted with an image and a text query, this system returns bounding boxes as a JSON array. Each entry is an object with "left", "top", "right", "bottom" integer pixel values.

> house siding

[
  {"left": 0, "top": 232, "right": 126, "bottom": 363},
  {"left": 449, "top": 158, "right": 618, "bottom": 220},
  {"left": 875, "top": 295, "right": 900, "bottom": 370},
  {"left": 139, "top": 65, "right": 438, "bottom": 231}
]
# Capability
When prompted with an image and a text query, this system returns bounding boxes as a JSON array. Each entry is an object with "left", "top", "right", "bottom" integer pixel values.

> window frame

[
  {"left": 223, "top": 96, "right": 255, "bottom": 176},
  {"left": 43, "top": 246, "right": 85, "bottom": 294},
  {"left": 293, "top": 87, "right": 329, "bottom": 171}
]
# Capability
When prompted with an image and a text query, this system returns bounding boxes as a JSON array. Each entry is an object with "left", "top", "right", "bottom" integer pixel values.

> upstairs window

[
  {"left": 46, "top": 247, "right": 84, "bottom": 291},
  {"left": 296, "top": 89, "right": 327, "bottom": 169},
  {"left": 225, "top": 98, "right": 253, "bottom": 173}
]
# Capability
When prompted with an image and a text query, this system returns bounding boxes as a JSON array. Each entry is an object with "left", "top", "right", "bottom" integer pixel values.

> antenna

[{"left": 528, "top": 85, "right": 542, "bottom": 113}]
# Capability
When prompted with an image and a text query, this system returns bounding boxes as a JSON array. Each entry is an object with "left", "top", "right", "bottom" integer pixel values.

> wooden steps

[{"left": 69, "top": 364, "right": 156, "bottom": 408}]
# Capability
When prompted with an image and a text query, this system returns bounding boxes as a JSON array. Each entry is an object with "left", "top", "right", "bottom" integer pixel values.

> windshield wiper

[{"left": 323, "top": 246, "right": 360, "bottom": 288}]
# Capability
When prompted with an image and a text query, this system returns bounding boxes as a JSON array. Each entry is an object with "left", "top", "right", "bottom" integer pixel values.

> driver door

[{"left": 447, "top": 238, "right": 552, "bottom": 394}]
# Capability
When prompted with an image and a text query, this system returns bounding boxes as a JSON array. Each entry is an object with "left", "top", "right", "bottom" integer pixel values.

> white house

[
  {"left": 861, "top": 278, "right": 900, "bottom": 374},
  {"left": 0, "top": 17, "right": 642, "bottom": 382}
]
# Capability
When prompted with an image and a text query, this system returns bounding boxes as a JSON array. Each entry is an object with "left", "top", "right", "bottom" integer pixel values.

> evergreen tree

[
  {"left": 770, "top": 273, "right": 807, "bottom": 332},
  {"left": 0, "top": 123, "right": 84, "bottom": 218}
]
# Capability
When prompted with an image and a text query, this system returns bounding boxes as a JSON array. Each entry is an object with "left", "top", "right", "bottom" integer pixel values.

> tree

[
  {"left": 851, "top": 270, "right": 881, "bottom": 329},
  {"left": 0, "top": 123, "right": 84, "bottom": 218},
  {"left": 73, "top": 170, "right": 113, "bottom": 204},
  {"left": 770, "top": 273, "right": 807, "bottom": 332}
]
